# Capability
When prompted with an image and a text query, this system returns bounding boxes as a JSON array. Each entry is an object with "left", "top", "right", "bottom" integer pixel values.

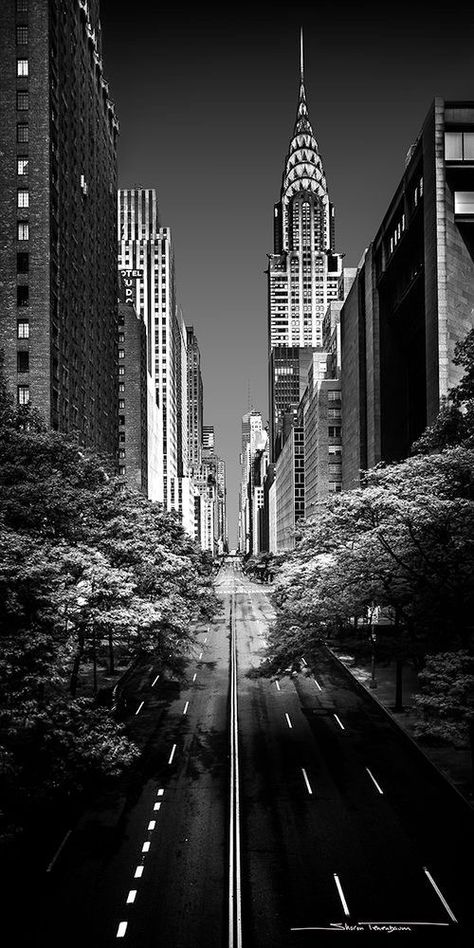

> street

[{"left": 25, "top": 561, "right": 474, "bottom": 947}]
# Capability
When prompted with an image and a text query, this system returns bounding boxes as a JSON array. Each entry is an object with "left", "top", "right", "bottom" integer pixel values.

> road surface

[{"left": 21, "top": 561, "right": 474, "bottom": 946}]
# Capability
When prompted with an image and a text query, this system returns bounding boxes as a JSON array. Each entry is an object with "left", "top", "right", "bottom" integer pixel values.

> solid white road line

[
  {"left": 302, "top": 768, "right": 313, "bottom": 795},
  {"left": 366, "top": 767, "right": 384, "bottom": 795},
  {"left": 285, "top": 713, "right": 293, "bottom": 729},
  {"left": 142, "top": 842, "right": 150, "bottom": 853},
  {"left": 183, "top": 701, "right": 189, "bottom": 715},
  {"left": 313, "top": 677, "right": 322, "bottom": 691},
  {"left": 333, "top": 714, "right": 345, "bottom": 731},
  {"left": 423, "top": 868, "right": 458, "bottom": 923},
  {"left": 168, "top": 744, "right": 177, "bottom": 765},
  {"left": 151, "top": 674, "right": 160, "bottom": 687},
  {"left": 46, "top": 829, "right": 72, "bottom": 873},
  {"left": 126, "top": 890, "right": 137, "bottom": 904},
  {"left": 147, "top": 821, "right": 156, "bottom": 831},
  {"left": 135, "top": 701, "right": 144, "bottom": 715},
  {"left": 116, "top": 921, "right": 128, "bottom": 938},
  {"left": 134, "top": 865, "right": 144, "bottom": 878},
  {"left": 334, "top": 874, "right": 350, "bottom": 916},
  {"left": 275, "top": 680, "right": 281, "bottom": 691}
]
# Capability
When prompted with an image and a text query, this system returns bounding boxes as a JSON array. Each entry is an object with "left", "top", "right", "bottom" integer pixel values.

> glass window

[
  {"left": 17, "top": 384, "right": 29, "bottom": 404},
  {"left": 17, "top": 319, "right": 29, "bottom": 339},
  {"left": 17, "top": 285, "right": 29, "bottom": 306},
  {"left": 445, "top": 132, "right": 463, "bottom": 160},
  {"left": 17, "top": 189, "right": 29, "bottom": 208},
  {"left": 17, "top": 59, "right": 28, "bottom": 77},
  {"left": 118, "top": 399, "right": 125, "bottom": 409},
  {"left": 454, "top": 192, "right": 474, "bottom": 215},
  {"left": 17, "top": 124, "right": 28, "bottom": 143},
  {"left": 17, "top": 158, "right": 28, "bottom": 175},
  {"left": 17, "top": 91, "right": 28, "bottom": 110},
  {"left": 17, "top": 251, "right": 29, "bottom": 273},
  {"left": 16, "top": 0, "right": 29, "bottom": 11},
  {"left": 16, "top": 26, "right": 28, "bottom": 44},
  {"left": 17, "top": 351, "right": 29, "bottom": 373},
  {"left": 463, "top": 133, "right": 474, "bottom": 160},
  {"left": 118, "top": 349, "right": 125, "bottom": 359},
  {"left": 18, "top": 222, "right": 29, "bottom": 241},
  {"left": 118, "top": 465, "right": 126, "bottom": 476}
]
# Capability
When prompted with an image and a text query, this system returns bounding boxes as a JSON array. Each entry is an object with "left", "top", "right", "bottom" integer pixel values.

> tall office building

[
  {"left": 267, "top": 30, "right": 343, "bottom": 460},
  {"left": 186, "top": 325, "right": 203, "bottom": 469},
  {"left": 0, "top": 0, "right": 119, "bottom": 455},
  {"left": 341, "top": 99, "right": 474, "bottom": 488},
  {"left": 118, "top": 189, "right": 191, "bottom": 521},
  {"left": 239, "top": 410, "right": 265, "bottom": 553}
]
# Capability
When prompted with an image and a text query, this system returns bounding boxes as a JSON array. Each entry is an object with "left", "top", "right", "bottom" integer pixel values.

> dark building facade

[
  {"left": 342, "top": 99, "right": 474, "bottom": 487},
  {"left": 0, "top": 0, "right": 119, "bottom": 455},
  {"left": 186, "top": 325, "right": 203, "bottom": 470}
]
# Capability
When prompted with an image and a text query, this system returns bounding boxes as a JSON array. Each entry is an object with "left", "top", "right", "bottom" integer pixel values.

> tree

[{"left": 413, "top": 652, "right": 474, "bottom": 775}]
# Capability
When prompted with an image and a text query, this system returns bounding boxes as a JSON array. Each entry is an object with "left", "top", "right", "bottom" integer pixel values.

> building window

[
  {"left": 16, "top": 91, "right": 28, "bottom": 110},
  {"left": 17, "top": 124, "right": 28, "bottom": 143},
  {"left": 119, "top": 432, "right": 125, "bottom": 443},
  {"left": 119, "top": 449, "right": 125, "bottom": 459},
  {"left": 445, "top": 131, "right": 474, "bottom": 161},
  {"left": 454, "top": 191, "right": 474, "bottom": 215},
  {"left": 118, "top": 382, "right": 125, "bottom": 393},
  {"left": 17, "top": 285, "right": 29, "bottom": 306},
  {"left": 17, "top": 251, "right": 29, "bottom": 272},
  {"left": 17, "top": 59, "right": 28, "bottom": 77},
  {"left": 18, "top": 222, "right": 29, "bottom": 241},
  {"left": 118, "top": 349, "right": 125, "bottom": 359},
  {"left": 17, "top": 385, "right": 29, "bottom": 404},
  {"left": 17, "top": 189, "right": 29, "bottom": 208},
  {"left": 17, "top": 158, "right": 28, "bottom": 175},
  {"left": 16, "top": 0, "right": 29, "bottom": 12},
  {"left": 118, "top": 399, "right": 125, "bottom": 409},
  {"left": 118, "top": 414, "right": 125, "bottom": 426},
  {"left": 17, "top": 318, "right": 29, "bottom": 338},
  {"left": 16, "top": 26, "right": 28, "bottom": 44},
  {"left": 17, "top": 351, "right": 29, "bottom": 373},
  {"left": 118, "top": 465, "right": 126, "bottom": 476},
  {"left": 118, "top": 366, "right": 125, "bottom": 375}
]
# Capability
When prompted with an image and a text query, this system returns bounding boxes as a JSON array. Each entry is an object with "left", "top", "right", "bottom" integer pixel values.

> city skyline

[{"left": 100, "top": 1, "right": 474, "bottom": 543}]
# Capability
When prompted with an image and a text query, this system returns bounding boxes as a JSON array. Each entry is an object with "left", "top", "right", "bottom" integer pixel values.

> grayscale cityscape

[{"left": 0, "top": 1, "right": 474, "bottom": 946}]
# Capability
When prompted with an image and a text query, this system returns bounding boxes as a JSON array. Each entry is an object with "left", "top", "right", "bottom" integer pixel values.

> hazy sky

[{"left": 100, "top": 1, "right": 474, "bottom": 545}]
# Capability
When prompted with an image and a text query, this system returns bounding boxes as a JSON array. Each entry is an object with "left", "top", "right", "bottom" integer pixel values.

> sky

[{"left": 100, "top": 0, "right": 474, "bottom": 546}]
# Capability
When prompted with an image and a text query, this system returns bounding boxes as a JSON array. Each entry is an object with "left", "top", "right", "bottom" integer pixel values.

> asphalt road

[{"left": 17, "top": 561, "right": 474, "bottom": 947}]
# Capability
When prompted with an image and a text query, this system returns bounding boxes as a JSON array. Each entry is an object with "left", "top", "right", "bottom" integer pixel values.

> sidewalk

[{"left": 329, "top": 647, "right": 473, "bottom": 807}]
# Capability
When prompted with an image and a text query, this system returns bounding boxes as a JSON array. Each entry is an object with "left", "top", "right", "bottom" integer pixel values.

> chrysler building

[{"left": 268, "top": 31, "right": 343, "bottom": 458}]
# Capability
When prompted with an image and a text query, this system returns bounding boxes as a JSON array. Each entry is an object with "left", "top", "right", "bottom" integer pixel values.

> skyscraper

[
  {"left": 0, "top": 0, "right": 119, "bottom": 455},
  {"left": 186, "top": 325, "right": 203, "bottom": 469},
  {"left": 267, "top": 30, "right": 343, "bottom": 459},
  {"left": 118, "top": 189, "right": 191, "bottom": 522}
]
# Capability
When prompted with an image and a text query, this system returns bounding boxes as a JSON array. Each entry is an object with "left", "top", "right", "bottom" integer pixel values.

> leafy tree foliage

[
  {"left": 0, "top": 367, "right": 217, "bottom": 825},
  {"left": 414, "top": 651, "right": 474, "bottom": 746}
]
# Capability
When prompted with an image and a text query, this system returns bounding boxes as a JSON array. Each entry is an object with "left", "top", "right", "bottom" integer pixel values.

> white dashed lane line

[
  {"left": 116, "top": 921, "right": 128, "bottom": 938},
  {"left": 333, "top": 713, "right": 345, "bottom": 731},
  {"left": 334, "top": 874, "right": 350, "bottom": 916},
  {"left": 126, "top": 890, "right": 137, "bottom": 904},
  {"left": 423, "top": 868, "right": 458, "bottom": 922},
  {"left": 366, "top": 767, "right": 384, "bottom": 795},
  {"left": 135, "top": 701, "right": 144, "bottom": 716},
  {"left": 183, "top": 701, "right": 189, "bottom": 715},
  {"left": 168, "top": 744, "right": 177, "bottom": 765},
  {"left": 151, "top": 674, "right": 160, "bottom": 687},
  {"left": 285, "top": 713, "right": 293, "bottom": 729},
  {"left": 302, "top": 768, "right": 313, "bottom": 796}
]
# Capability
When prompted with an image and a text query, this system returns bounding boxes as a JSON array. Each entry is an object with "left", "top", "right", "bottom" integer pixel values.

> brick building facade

[{"left": 0, "top": 0, "right": 119, "bottom": 456}]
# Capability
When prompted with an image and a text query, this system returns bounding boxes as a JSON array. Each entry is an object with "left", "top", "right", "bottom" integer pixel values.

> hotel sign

[{"left": 119, "top": 268, "right": 143, "bottom": 306}]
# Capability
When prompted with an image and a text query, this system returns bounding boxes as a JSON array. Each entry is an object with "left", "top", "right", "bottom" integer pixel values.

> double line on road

[{"left": 229, "top": 592, "right": 243, "bottom": 948}]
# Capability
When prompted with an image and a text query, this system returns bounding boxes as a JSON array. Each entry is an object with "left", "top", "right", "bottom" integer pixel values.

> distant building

[
  {"left": 267, "top": 30, "right": 343, "bottom": 461},
  {"left": 117, "top": 287, "right": 148, "bottom": 495},
  {"left": 186, "top": 326, "right": 203, "bottom": 469},
  {"left": 275, "top": 425, "right": 305, "bottom": 551},
  {"left": 341, "top": 99, "right": 474, "bottom": 488},
  {"left": 304, "top": 375, "right": 342, "bottom": 518},
  {"left": 0, "top": 0, "right": 119, "bottom": 455},
  {"left": 239, "top": 410, "right": 265, "bottom": 553},
  {"left": 118, "top": 189, "right": 191, "bottom": 523}
]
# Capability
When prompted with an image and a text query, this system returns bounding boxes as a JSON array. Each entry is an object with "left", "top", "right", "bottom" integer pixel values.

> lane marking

[
  {"left": 302, "top": 768, "right": 313, "bottom": 795},
  {"left": 229, "top": 592, "right": 243, "bottom": 948},
  {"left": 126, "top": 890, "right": 137, "bottom": 904},
  {"left": 334, "top": 874, "right": 350, "bottom": 916},
  {"left": 183, "top": 701, "right": 189, "bottom": 715},
  {"left": 204, "top": 637, "right": 208, "bottom": 644},
  {"left": 366, "top": 767, "right": 384, "bottom": 795},
  {"left": 116, "top": 921, "right": 128, "bottom": 938},
  {"left": 157, "top": 788, "right": 164, "bottom": 796},
  {"left": 192, "top": 673, "right": 197, "bottom": 683},
  {"left": 153, "top": 802, "right": 161, "bottom": 811},
  {"left": 275, "top": 680, "right": 281, "bottom": 691},
  {"left": 285, "top": 713, "right": 293, "bottom": 729},
  {"left": 423, "top": 868, "right": 458, "bottom": 923},
  {"left": 168, "top": 744, "right": 177, "bottom": 765},
  {"left": 151, "top": 674, "right": 160, "bottom": 687},
  {"left": 142, "top": 842, "right": 150, "bottom": 853},
  {"left": 301, "top": 657, "right": 307, "bottom": 666},
  {"left": 135, "top": 701, "right": 144, "bottom": 715},
  {"left": 313, "top": 677, "right": 322, "bottom": 691},
  {"left": 46, "top": 829, "right": 72, "bottom": 873},
  {"left": 333, "top": 714, "right": 345, "bottom": 731},
  {"left": 147, "top": 821, "right": 156, "bottom": 831},
  {"left": 199, "top": 651, "right": 203, "bottom": 660},
  {"left": 134, "top": 865, "right": 144, "bottom": 878}
]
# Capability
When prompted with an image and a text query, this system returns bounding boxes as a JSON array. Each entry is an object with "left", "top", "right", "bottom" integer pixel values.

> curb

[{"left": 323, "top": 644, "right": 474, "bottom": 815}]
